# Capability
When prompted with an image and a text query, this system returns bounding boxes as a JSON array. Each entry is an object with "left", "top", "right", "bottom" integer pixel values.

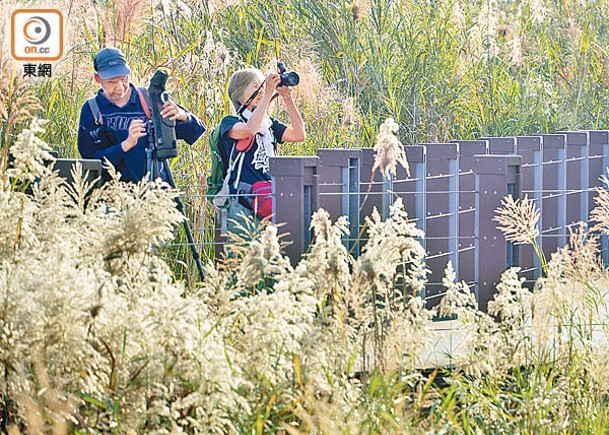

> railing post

[
  {"left": 515, "top": 136, "right": 543, "bottom": 284},
  {"left": 559, "top": 131, "right": 589, "bottom": 232},
  {"left": 393, "top": 146, "right": 426, "bottom": 231},
  {"left": 452, "top": 140, "right": 487, "bottom": 292},
  {"left": 538, "top": 134, "right": 567, "bottom": 255},
  {"left": 483, "top": 137, "right": 519, "bottom": 269},
  {"left": 421, "top": 143, "right": 458, "bottom": 308},
  {"left": 358, "top": 147, "right": 394, "bottom": 228},
  {"left": 317, "top": 149, "right": 362, "bottom": 254},
  {"left": 587, "top": 131, "right": 609, "bottom": 264},
  {"left": 270, "top": 156, "right": 319, "bottom": 265},
  {"left": 382, "top": 174, "right": 393, "bottom": 219},
  {"left": 474, "top": 155, "right": 522, "bottom": 311},
  {"left": 390, "top": 145, "right": 426, "bottom": 299}
]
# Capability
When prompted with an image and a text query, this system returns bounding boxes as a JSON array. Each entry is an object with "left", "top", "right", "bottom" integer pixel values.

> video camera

[{"left": 148, "top": 69, "right": 178, "bottom": 159}]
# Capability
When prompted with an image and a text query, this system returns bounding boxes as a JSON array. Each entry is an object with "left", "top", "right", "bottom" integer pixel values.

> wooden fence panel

[{"left": 204, "top": 130, "right": 609, "bottom": 310}]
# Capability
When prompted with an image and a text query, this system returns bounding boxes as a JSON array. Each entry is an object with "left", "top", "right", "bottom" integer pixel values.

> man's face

[{"left": 96, "top": 74, "right": 130, "bottom": 104}]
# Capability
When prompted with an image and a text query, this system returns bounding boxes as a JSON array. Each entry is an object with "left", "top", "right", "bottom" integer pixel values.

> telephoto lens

[{"left": 277, "top": 62, "right": 300, "bottom": 87}]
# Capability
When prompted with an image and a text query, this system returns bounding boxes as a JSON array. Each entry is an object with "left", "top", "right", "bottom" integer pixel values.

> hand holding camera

[
  {"left": 122, "top": 119, "right": 147, "bottom": 152},
  {"left": 264, "top": 73, "right": 281, "bottom": 98},
  {"left": 275, "top": 85, "right": 294, "bottom": 102},
  {"left": 89, "top": 125, "right": 118, "bottom": 149}
]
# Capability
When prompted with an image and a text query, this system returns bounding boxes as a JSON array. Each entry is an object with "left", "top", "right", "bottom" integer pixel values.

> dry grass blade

[
  {"left": 0, "top": 52, "right": 42, "bottom": 180},
  {"left": 555, "top": 222, "right": 603, "bottom": 282},
  {"left": 372, "top": 118, "right": 409, "bottom": 178},
  {"left": 590, "top": 173, "right": 609, "bottom": 236}
]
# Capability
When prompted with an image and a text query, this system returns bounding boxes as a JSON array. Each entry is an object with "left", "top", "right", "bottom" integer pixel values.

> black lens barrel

[{"left": 279, "top": 71, "right": 299, "bottom": 87}]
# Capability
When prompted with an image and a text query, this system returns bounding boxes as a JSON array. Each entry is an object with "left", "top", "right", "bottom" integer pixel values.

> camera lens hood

[{"left": 279, "top": 71, "right": 299, "bottom": 87}]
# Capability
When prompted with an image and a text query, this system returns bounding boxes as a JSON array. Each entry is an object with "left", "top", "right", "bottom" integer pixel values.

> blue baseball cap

[{"left": 94, "top": 47, "right": 130, "bottom": 79}]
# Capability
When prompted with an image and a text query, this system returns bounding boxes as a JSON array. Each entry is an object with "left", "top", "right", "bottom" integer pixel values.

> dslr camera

[{"left": 277, "top": 62, "right": 299, "bottom": 87}]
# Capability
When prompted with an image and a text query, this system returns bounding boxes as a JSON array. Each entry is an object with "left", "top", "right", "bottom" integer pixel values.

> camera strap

[{"left": 236, "top": 82, "right": 265, "bottom": 116}]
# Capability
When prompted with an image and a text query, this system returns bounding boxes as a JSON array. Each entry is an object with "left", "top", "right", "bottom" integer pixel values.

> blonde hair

[{"left": 227, "top": 68, "right": 264, "bottom": 111}]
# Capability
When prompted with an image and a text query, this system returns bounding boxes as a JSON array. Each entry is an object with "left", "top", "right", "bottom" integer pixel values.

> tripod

[{"left": 145, "top": 120, "right": 205, "bottom": 280}]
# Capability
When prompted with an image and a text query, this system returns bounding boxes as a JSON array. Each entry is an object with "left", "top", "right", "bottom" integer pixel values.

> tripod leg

[
  {"left": 162, "top": 159, "right": 206, "bottom": 281},
  {"left": 146, "top": 120, "right": 160, "bottom": 181}
]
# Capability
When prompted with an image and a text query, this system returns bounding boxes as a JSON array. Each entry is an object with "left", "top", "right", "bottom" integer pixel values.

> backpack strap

[
  {"left": 136, "top": 86, "right": 152, "bottom": 119},
  {"left": 86, "top": 97, "right": 103, "bottom": 125},
  {"left": 86, "top": 86, "right": 152, "bottom": 126},
  {"left": 223, "top": 114, "right": 249, "bottom": 188},
  {"left": 212, "top": 142, "right": 242, "bottom": 212},
  {"left": 223, "top": 143, "right": 242, "bottom": 187},
  {"left": 231, "top": 148, "right": 246, "bottom": 190},
  {"left": 216, "top": 114, "right": 251, "bottom": 196}
]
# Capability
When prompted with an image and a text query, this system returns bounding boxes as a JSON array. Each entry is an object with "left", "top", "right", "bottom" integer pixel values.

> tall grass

[
  {"left": 4, "top": 121, "right": 609, "bottom": 431},
  {"left": 4, "top": 2, "right": 609, "bottom": 430},
  {"left": 32, "top": 0, "right": 609, "bottom": 154},
  {"left": 10, "top": 0, "right": 607, "bottom": 278}
]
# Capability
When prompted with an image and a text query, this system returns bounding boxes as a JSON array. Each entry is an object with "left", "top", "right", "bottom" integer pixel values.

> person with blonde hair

[{"left": 218, "top": 66, "right": 305, "bottom": 232}]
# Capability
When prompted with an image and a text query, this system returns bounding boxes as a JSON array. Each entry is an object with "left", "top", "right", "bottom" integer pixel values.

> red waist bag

[{"left": 252, "top": 180, "right": 273, "bottom": 219}]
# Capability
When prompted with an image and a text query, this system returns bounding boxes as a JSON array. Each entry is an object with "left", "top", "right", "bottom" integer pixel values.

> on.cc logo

[{"left": 11, "top": 9, "right": 63, "bottom": 61}]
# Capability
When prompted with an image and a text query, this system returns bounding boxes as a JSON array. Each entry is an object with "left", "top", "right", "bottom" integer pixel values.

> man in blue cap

[{"left": 78, "top": 47, "right": 206, "bottom": 182}]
